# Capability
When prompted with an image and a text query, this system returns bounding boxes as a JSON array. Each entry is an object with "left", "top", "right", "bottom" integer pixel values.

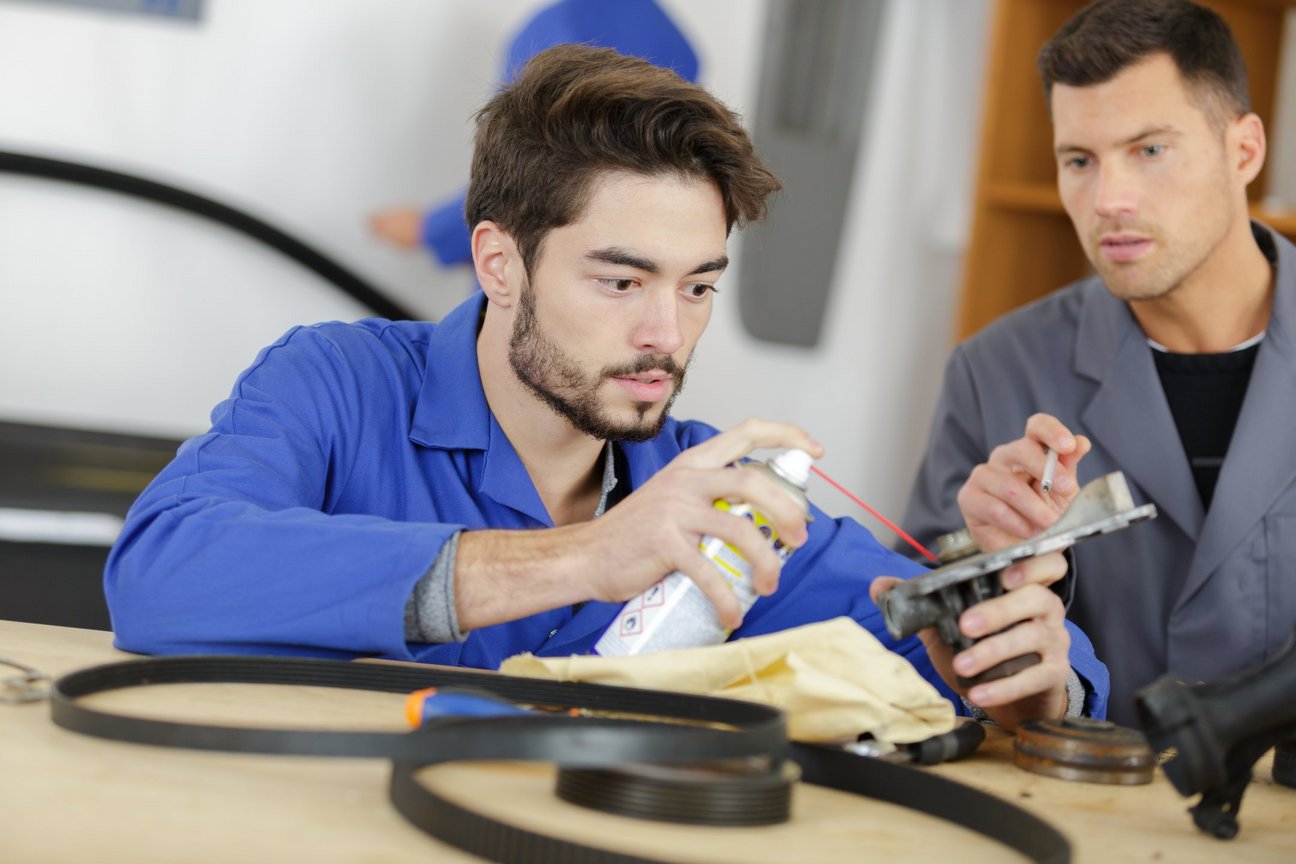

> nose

[
  {"left": 1093, "top": 161, "right": 1138, "bottom": 219},
  {"left": 632, "top": 289, "right": 684, "bottom": 356}
]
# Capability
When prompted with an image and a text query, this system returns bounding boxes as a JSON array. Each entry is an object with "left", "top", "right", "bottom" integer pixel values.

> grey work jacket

[{"left": 902, "top": 223, "right": 1296, "bottom": 725}]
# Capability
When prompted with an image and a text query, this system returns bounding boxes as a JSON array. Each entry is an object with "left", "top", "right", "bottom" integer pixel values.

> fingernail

[
  {"left": 967, "top": 686, "right": 987, "bottom": 704},
  {"left": 961, "top": 611, "right": 984, "bottom": 634},
  {"left": 1002, "top": 566, "right": 1021, "bottom": 589},
  {"left": 1060, "top": 436, "right": 1075, "bottom": 450},
  {"left": 953, "top": 653, "right": 975, "bottom": 675},
  {"left": 1055, "top": 474, "right": 1074, "bottom": 493}
]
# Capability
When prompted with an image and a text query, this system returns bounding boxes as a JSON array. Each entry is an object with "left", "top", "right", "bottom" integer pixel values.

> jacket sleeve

[{"left": 105, "top": 326, "right": 458, "bottom": 661}]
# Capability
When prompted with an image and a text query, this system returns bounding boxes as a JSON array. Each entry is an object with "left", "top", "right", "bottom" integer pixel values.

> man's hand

[
  {"left": 454, "top": 419, "right": 821, "bottom": 632},
  {"left": 369, "top": 207, "right": 424, "bottom": 249},
  {"left": 870, "top": 551, "right": 1072, "bottom": 731},
  {"left": 576, "top": 419, "right": 822, "bottom": 627},
  {"left": 957, "top": 413, "right": 1092, "bottom": 552}
]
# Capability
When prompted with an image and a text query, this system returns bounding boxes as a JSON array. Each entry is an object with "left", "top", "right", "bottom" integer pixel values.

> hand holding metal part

[{"left": 880, "top": 471, "right": 1156, "bottom": 687}]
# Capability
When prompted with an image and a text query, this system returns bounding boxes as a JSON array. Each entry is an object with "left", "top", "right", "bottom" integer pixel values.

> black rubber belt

[{"left": 49, "top": 655, "right": 1070, "bottom": 864}]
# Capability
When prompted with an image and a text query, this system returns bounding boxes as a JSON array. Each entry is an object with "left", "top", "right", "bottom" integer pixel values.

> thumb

[{"left": 869, "top": 575, "right": 903, "bottom": 605}]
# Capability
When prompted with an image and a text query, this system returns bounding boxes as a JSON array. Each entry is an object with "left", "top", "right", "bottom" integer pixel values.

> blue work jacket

[{"left": 106, "top": 292, "right": 1110, "bottom": 717}]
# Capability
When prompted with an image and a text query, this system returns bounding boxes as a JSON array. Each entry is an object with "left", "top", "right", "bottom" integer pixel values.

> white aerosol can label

[{"left": 593, "top": 448, "right": 813, "bottom": 656}]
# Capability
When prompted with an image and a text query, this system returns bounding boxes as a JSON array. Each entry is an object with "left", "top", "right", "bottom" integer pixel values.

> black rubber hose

[{"left": 0, "top": 149, "right": 416, "bottom": 322}]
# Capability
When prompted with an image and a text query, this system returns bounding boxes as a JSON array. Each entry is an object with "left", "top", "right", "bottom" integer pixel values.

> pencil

[{"left": 1041, "top": 448, "right": 1059, "bottom": 496}]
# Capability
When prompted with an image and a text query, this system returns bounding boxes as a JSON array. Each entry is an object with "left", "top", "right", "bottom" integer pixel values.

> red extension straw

[{"left": 809, "top": 465, "right": 939, "bottom": 564}]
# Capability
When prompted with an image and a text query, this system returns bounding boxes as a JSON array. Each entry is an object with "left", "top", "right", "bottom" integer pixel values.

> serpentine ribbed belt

[{"left": 48, "top": 655, "right": 1071, "bottom": 864}]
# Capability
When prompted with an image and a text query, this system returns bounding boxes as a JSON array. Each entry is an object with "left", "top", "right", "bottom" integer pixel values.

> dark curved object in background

[
  {"left": 0, "top": 149, "right": 416, "bottom": 321},
  {"left": 0, "top": 150, "right": 417, "bottom": 631}
]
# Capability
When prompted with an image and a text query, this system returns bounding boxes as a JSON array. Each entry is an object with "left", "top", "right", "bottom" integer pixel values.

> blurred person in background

[{"left": 369, "top": 0, "right": 698, "bottom": 269}]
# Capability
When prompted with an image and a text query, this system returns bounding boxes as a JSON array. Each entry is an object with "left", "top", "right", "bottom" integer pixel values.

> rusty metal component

[
  {"left": 880, "top": 472, "right": 1157, "bottom": 687},
  {"left": 934, "top": 527, "right": 978, "bottom": 564},
  {"left": 1012, "top": 716, "right": 1155, "bottom": 785}
]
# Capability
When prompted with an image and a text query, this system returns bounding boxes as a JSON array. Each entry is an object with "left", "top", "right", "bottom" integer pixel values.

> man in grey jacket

[{"left": 902, "top": 0, "right": 1295, "bottom": 725}]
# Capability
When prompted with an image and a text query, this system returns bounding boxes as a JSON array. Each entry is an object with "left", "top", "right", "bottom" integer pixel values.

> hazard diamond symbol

[
  {"left": 619, "top": 612, "right": 644, "bottom": 637},
  {"left": 642, "top": 581, "right": 666, "bottom": 608}
]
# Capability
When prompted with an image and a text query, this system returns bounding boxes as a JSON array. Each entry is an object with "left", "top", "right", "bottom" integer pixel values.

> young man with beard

[
  {"left": 902, "top": 0, "right": 1293, "bottom": 724},
  {"left": 108, "top": 45, "right": 1105, "bottom": 729}
]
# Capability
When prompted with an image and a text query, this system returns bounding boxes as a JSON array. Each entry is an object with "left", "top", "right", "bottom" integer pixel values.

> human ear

[
  {"left": 1231, "top": 112, "right": 1266, "bottom": 186},
  {"left": 471, "top": 221, "right": 522, "bottom": 308}
]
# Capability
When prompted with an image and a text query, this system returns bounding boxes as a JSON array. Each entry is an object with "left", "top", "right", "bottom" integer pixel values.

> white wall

[
  {"left": 673, "top": 0, "right": 991, "bottom": 527},
  {"left": 0, "top": 0, "right": 991, "bottom": 525}
]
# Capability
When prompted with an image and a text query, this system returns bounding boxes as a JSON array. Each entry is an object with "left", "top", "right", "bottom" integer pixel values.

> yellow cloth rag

[{"left": 499, "top": 616, "right": 954, "bottom": 744}]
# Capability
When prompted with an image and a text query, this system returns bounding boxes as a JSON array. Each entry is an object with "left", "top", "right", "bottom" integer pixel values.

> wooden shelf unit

[{"left": 956, "top": 0, "right": 1296, "bottom": 340}]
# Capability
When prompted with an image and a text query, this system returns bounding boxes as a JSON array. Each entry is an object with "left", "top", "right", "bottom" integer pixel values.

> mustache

[
  {"left": 1092, "top": 219, "right": 1156, "bottom": 238},
  {"left": 603, "top": 354, "right": 685, "bottom": 381}
]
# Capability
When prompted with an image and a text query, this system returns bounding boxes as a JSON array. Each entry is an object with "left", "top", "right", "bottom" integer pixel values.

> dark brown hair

[
  {"left": 1038, "top": 0, "right": 1250, "bottom": 124},
  {"left": 465, "top": 44, "right": 781, "bottom": 275}
]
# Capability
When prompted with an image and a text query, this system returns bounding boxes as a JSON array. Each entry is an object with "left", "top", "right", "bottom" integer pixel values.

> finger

[
  {"left": 957, "top": 478, "right": 1040, "bottom": 539},
  {"left": 675, "top": 550, "right": 745, "bottom": 629},
  {"left": 1049, "top": 434, "right": 1093, "bottom": 496},
  {"left": 965, "top": 657, "right": 1072, "bottom": 708},
  {"left": 681, "top": 503, "right": 786, "bottom": 594},
  {"left": 672, "top": 462, "right": 811, "bottom": 550},
  {"left": 952, "top": 616, "right": 1068, "bottom": 679},
  {"left": 869, "top": 575, "right": 902, "bottom": 604},
  {"left": 674, "top": 418, "right": 823, "bottom": 470},
  {"left": 958, "top": 584, "right": 1062, "bottom": 639},
  {"left": 1000, "top": 551, "right": 1067, "bottom": 590},
  {"left": 722, "top": 468, "right": 811, "bottom": 548},
  {"left": 987, "top": 456, "right": 1060, "bottom": 530},
  {"left": 1023, "top": 413, "right": 1080, "bottom": 455}
]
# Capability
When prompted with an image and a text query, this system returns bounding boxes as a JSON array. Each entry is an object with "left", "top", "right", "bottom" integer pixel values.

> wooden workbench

[{"left": 2, "top": 619, "right": 1292, "bottom": 863}]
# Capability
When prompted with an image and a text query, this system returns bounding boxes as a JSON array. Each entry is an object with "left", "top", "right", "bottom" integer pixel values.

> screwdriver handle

[
  {"left": 909, "top": 720, "right": 986, "bottom": 765},
  {"left": 405, "top": 687, "right": 530, "bottom": 727}
]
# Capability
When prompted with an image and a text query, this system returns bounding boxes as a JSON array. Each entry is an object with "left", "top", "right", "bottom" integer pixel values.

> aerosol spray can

[{"left": 593, "top": 448, "right": 813, "bottom": 656}]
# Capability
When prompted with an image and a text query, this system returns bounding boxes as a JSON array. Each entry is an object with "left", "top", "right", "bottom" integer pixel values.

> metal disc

[{"left": 1012, "top": 716, "right": 1155, "bottom": 785}]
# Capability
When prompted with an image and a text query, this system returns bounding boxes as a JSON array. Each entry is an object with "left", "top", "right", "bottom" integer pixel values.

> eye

[
  {"left": 1140, "top": 143, "right": 1166, "bottom": 158},
  {"left": 597, "top": 278, "right": 637, "bottom": 293},
  {"left": 1062, "top": 155, "right": 1091, "bottom": 171},
  {"left": 684, "top": 283, "right": 717, "bottom": 300}
]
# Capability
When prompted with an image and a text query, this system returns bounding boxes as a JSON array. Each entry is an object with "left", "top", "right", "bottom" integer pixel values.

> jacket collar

[
  {"left": 409, "top": 291, "right": 492, "bottom": 452},
  {"left": 407, "top": 292, "right": 550, "bottom": 524}
]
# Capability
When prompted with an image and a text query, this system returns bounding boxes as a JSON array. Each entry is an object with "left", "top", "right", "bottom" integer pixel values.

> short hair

[
  {"left": 466, "top": 44, "right": 781, "bottom": 276},
  {"left": 1037, "top": 0, "right": 1250, "bottom": 125}
]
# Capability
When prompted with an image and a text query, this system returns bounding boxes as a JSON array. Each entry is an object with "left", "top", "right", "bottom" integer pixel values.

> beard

[{"left": 508, "top": 281, "right": 690, "bottom": 442}]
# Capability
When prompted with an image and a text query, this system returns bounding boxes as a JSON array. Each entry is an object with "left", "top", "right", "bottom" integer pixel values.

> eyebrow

[
  {"left": 1055, "top": 124, "right": 1182, "bottom": 155},
  {"left": 587, "top": 247, "right": 729, "bottom": 276}
]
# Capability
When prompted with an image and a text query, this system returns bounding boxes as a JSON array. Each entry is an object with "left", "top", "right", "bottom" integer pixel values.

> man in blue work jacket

[{"left": 106, "top": 44, "right": 1108, "bottom": 729}]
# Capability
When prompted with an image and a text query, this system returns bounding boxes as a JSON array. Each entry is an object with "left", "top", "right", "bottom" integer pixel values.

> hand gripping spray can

[{"left": 593, "top": 448, "right": 813, "bottom": 656}]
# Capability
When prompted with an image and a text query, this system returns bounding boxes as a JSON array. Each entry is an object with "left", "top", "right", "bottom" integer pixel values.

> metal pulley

[{"left": 1012, "top": 716, "right": 1156, "bottom": 785}]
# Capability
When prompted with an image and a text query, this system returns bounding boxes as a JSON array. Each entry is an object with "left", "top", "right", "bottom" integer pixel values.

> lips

[
  {"left": 612, "top": 373, "right": 671, "bottom": 402},
  {"left": 1099, "top": 234, "right": 1153, "bottom": 263}
]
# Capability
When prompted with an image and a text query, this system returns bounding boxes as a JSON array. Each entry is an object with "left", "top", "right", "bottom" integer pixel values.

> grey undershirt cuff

[
  {"left": 1064, "top": 666, "right": 1087, "bottom": 717},
  {"left": 403, "top": 530, "right": 467, "bottom": 644}
]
